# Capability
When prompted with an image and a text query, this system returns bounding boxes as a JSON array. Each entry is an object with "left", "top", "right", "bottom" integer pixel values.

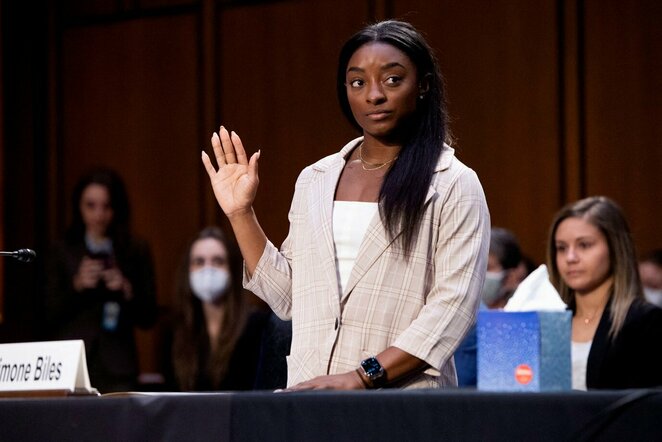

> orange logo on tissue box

[{"left": 515, "top": 364, "right": 533, "bottom": 384}]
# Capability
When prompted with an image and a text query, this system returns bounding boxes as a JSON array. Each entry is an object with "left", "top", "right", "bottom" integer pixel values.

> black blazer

[
  {"left": 586, "top": 299, "right": 662, "bottom": 389},
  {"left": 44, "top": 236, "right": 158, "bottom": 392}
]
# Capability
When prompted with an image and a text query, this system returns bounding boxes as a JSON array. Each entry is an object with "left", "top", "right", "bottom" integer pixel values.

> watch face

[{"left": 361, "top": 357, "right": 383, "bottom": 378}]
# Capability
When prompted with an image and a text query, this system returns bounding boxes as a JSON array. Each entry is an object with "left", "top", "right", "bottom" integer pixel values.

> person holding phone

[{"left": 44, "top": 168, "right": 158, "bottom": 393}]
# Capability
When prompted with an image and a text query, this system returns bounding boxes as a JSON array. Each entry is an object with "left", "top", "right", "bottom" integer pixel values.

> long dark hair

[
  {"left": 66, "top": 167, "right": 131, "bottom": 247},
  {"left": 337, "top": 20, "right": 451, "bottom": 255},
  {"left": 171, "top": 226, "right": 248, "bottom": 391},
  {"left": 546, "top": 196, "right": 643, "bottom": 338}
]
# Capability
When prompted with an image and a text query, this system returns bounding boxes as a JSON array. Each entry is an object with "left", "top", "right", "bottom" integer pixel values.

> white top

[
  {"left": 332, "top": 201, "right": 379, "bottom": 293},
  {"left": 571, "top": 340, "right": 592, "bottom": 391}
]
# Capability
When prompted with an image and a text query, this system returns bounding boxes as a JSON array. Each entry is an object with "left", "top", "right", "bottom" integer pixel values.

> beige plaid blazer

[{"left": 245, "top": 137, "right": 490, "bottom": 388}]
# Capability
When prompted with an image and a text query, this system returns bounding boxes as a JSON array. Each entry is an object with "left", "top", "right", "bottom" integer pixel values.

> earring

[{"left": 419, "top": 94, "right": 425, "bottom": 99}]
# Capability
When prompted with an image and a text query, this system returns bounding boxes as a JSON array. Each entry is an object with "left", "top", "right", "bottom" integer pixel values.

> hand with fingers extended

[{"left": 201, "top": 126, "right": 261, "bottom": 219}]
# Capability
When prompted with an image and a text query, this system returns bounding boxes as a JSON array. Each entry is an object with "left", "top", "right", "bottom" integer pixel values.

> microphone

[{"left": 0, "top": 249, "right": 37, "bottom": 263}]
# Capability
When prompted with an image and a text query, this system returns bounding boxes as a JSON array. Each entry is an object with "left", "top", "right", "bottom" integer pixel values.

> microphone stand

[{"left": 0, "top": 249, "right": 37, "bottom": 263}]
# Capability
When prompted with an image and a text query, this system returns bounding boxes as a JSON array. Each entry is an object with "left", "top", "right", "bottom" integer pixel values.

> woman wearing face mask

[
  {"left": 548, "top": 196, "right": 662, "bottom": 390},
  {"left": 455, "top": 227, "right": 525, "bottom": 386},
  {"left": 163, "top": 226, "right": 270, "bottom": 391},
  {"left": 481, "top": 228, "right": 526, "bottom": 309},
  {"left": 639, "top": 249, "right": 662, "bottom": 307}
]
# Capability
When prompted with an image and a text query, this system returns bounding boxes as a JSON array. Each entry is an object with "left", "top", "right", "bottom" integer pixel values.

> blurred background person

[
  {"left": 455, "top": 227, "right": 528, "bottom": 387},
  {"left": 639, "top": 249, "right": 662, "bottom": 307},
  {"left": 481, "top": 227, "right": 525, "bottom": 309},
  {"left": 548, "top": 196, "right": 662, "bottom": 390},
  {"left": 44, "top": 168, "right": 158, "bottom": 393},
  {"left": 162, "top": 226, "right": 288, "bottom": 391},
  {"left": 253, "top": 308, "right": 292, "bottom": 391}
]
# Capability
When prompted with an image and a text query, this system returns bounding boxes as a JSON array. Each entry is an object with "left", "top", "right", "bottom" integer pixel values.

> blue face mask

[{"left": 481, "top": 271, "right": 505, "bottom": 306}]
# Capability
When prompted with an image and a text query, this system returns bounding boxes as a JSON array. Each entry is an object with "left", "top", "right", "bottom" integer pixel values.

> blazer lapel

[
  {"left": 340, "top": 187, "right": 441, "bottom": 302},
  {"left": 341, "top": 210, "right": 395, "bottom": 303},
  {"left": 311, "top": 138, "right": 362, "bottom": 307},
  {"left": 586, "top": 301, "right": 612, "bottom": 388},
  {"left": 340, "top": 145, "right": 455, "bottom": 303}
]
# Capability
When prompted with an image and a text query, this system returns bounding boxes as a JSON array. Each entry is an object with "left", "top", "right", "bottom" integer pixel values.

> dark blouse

[
  {"left": 44, "top": 236, "right": 158, "bottom": 393},
  {"left": 163, "top": 309, "right": 291, "bottom": 392},
  {"left": 587, "top": 299, "right": 662, "bottom": 389},
  {"left": 195, "top": 310, "right": 269, "bottom": 391}
]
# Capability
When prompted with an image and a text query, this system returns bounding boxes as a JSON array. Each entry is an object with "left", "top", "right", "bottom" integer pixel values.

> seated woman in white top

[{"left": 547, "top": 196, "right": 662, "bottom": 390}]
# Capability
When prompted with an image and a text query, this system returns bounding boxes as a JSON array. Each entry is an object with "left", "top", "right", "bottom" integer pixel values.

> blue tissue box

[{"left": 477, "top": 311, "right": 571, "bottom": 391}]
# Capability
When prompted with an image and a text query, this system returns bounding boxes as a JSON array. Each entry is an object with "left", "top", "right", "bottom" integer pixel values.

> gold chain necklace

[
  {"left": 582, "top": 315, "right": 595, "bottom": 325},
  {"left": 578, "top": 309, "right": 601, "bottom": 325},
  {"left": 358, "top": 144, "right": 398, "bottom": 171}
]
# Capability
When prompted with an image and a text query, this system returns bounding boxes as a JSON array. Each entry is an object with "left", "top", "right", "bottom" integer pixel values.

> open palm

[{"left": 202, "top": 126, "right": 260, "bottom": 218}]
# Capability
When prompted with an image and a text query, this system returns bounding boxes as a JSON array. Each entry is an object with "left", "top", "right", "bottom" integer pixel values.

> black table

[{"left": 1, "top": 389, "right": 661, "bottom": 441}]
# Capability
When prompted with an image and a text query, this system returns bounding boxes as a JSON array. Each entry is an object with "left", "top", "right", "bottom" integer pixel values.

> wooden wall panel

[
  {"left": 60, "top": 14, "right": 202, "bottom": 370},
  {"left": 0, "top": 0, "right": 4, "bottom": 323},
  {"left": 583, "top": 0, "right": 662, "bottom": 254},
  {"left": 559, "top": 0, "right": 582, "bottom": 204},
  {"left": 393, "top": 1, "right": 561, "bottom": 262},
  {"left": 61, "top": 0, "right": 119, "bottom": 19},
  {"left": 61, "top": 0, "right": 198, "bottom": 22},
  {"left": 1, "top": 0, "right": 50, "bottom": 342},
  {"left": 217, "top": 0, "right": 370, "bottom": 246},
  {"left": 139, "top": 0, "right": 198, "bottom": 9},
  {"left": 4, "top": 0, "right": 660, "bottom": 371}
]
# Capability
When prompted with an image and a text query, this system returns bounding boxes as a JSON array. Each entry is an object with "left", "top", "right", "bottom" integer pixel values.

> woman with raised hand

[{"left": 202, "top": 20, "right": 490, "bottom": 390}]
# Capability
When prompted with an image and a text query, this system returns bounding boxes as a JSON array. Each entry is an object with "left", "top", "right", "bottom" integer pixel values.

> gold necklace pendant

[
  {"left": 359, "top": 144, "right": 398, "bottom": 171},
  {"left": 580, "top": 310, "right": 600, "bottom": 325}
]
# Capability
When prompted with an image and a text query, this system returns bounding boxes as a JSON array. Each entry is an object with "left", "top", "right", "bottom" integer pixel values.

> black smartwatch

[{"left": 360, "top": 356, "right": 386, "bottom": 388}]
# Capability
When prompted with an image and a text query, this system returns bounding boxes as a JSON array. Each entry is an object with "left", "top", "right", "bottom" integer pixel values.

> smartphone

[{"left": 88, "top": 251, "right": 114, "bottom": 269}]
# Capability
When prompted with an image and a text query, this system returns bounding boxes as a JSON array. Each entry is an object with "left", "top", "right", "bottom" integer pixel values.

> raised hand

[{"left": 201, "top": 126, "right": 260, "bottom": 219}]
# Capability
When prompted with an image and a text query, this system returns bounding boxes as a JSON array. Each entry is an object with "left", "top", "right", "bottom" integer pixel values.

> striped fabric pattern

[{"left": 244, "top": 137, "right": 490, "bottom": 388}]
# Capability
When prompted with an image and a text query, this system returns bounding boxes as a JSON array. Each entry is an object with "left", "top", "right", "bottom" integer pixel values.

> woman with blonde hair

[{"left": 547, "top": 196, "right": 662, "bottom": 390}]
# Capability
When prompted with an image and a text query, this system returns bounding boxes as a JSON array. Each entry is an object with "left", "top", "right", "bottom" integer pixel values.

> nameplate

[{"left": 0, "top": 340, "right": 98, "bottom": 395}]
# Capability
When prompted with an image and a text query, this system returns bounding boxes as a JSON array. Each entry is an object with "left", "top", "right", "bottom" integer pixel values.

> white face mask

[
  {"left": 644, "top": 287, "right": 662, "bottom": 308},
  {"left": 481, "top": 270, "right": 505, "bottom": 306},
  {"left": 189, "top": 267, "right": 230, "bottom": 303}
]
